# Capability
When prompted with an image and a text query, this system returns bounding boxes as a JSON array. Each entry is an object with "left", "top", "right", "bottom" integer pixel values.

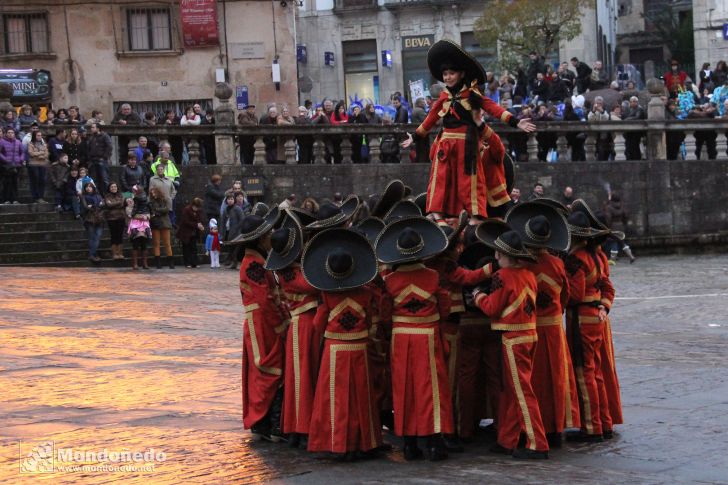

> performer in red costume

[
  {"left": 505, "top": 201, "right": 581, "bottom": 447},
  {"left": 472, "top": 229, "right": 550, "bottom": 459},
  {"left": 402, "top": 39, "right": 535, "bottom": 222},
  {"left": 230, "top": 207, "right": 288, "bottom": 442},
  {"left": 265, "top": 211, "right": 321, "bottom": 450},
  {"left": 376, "top": 216, "right": 453, "bottom": 461},
  {"left": 303, "top": 228, "right": 383, "bottom": 459}
]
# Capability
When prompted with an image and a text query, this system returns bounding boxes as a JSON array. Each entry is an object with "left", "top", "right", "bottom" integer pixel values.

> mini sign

[
  {"left": 230, "top": 42, "right": 265, "bottom": 59},
  {"left": 244, "top": 177, "right": 264, "bottom": 197},
  {"left": 724, "top": 24, "right": 728, "bottom": 41},
  {"left": 236, "top": 86, "right": 249, "bottom": 110},
  {"left": 402, "top": 35, "right": 434, "bottom": 51},
  {"left": 325, "top": 51, "right": 335, "bottom": 67}
]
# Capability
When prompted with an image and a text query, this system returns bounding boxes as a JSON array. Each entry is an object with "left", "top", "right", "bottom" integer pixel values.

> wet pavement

[{"left": 1, "top": 255, "right": 727, "bottom": 484}]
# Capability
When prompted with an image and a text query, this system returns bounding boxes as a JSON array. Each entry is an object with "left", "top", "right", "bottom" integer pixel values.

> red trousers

[
  {"left": 601, "top": 317, "right": 623, "bottom": 425},
  {"left": 567, "top": 318, "right": 611, "bottom": 435},
  {"left": 307, "top": 338, "right": 382, "bottom": 453},
  {"left": 282, "top": 310, "right": 322, "bottom": 434},
  {"left": 497, "top": 330, "right": 549, "bottom": 452},
  {"left": 532, "top": 322, "right": 581, "bottom": 433},
  {"left": 426, "top": 126, "right": 488, "bottom": 217},
  {"left": 242, "top": 307, "right": 284, "bottom": 429},
  {"left": 390, "top": 324, "right": 454, "bottom": 436}
]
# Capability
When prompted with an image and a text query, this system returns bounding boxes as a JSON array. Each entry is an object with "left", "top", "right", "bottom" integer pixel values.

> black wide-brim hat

[
  {"left": 505, "top": 201, "right": 571, "bottom": 252},
  {"left": 355, "top": 217, "right": 385, "bottom": 245},
  {"left": 252, "top": 202, "right": 270, "bottom": 217},
  {"left": 529, "top": 197, "right": 569, "bottom": 216},
  {"left": 474, "top": 218, "right": 511, "bottom": 247},
  {"left": 567, "top": 211, "right": 611, "bottom": 239},
  {"left": 227, "top": 206, "right": 280, "bottom": 245},
  {"left": 302, "top": 228, "right": 377, "bottom": 292},
  {"left": 288, "top": 207, "right": 317, "bottom": 227},
  {"left": 371, "top": 180, "right": 406, "bottom": 218},
  {"left": 571, "top": 199, "right": 625, "bottom": 240},
  {"left": 384, "top": 199, "right": 422, "bottom": 223},
  {"left": 458, "top": 242, "right": 494, "bottom": 270},
  {"left": 414, "top": 192, "right": 427, "bottom": 214},
  {"left": 482, "top": 230, "right": 537, "bottom": 262},
  {"left": 265, "top": 210, "right": 303, "bottom": 271},
  {"left": 447, "top": 210, "right": 469, "bottom": 244},
  {"left": 375, "top": 216, "right": 448, "bottom": 265},
  {"left": 306, "top": 195, "right": 360, "bottom": 230},
  {"left": 427, "top": 39, "right": 487, "bottom": 86}
]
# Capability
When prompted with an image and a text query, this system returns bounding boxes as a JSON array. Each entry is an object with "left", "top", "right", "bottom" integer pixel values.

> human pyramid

[{"left": 230, "top": 39, "right": 622, "bottom": 462}]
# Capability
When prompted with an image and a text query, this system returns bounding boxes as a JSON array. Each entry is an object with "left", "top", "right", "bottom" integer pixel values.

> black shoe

[
  {"left": 443, "top": 434, "right": 464, "bottom": 453},
  {"left": 167, "top": 256, "right": 175, "bottom": 269},
  {"left": 480, "top": 422, "right": 498, "bottom": 436},
  {"left": 603, "top": 429, "right": 614, "bottom": 440},
  {"left": 299, "top": 434, "right": 309, "bottom": 450},
  {"left": 375, "top": 442, "right": 393, "bottom": 452},
  {"left": 250, "top": 419, "right": 272, "bottom": 441},
  {"left": 155, "top": 256, "right": 162, "bottom": 269},
  {"left": 565, "top": 430, "right": 604, "bottom": 443},
  {"left": 288, "top": 433, "right": 301, "bottom": 448},
  {"left": 512, "top": 448, "right": 549, "bottom": 460},
  {"left": 426, "top": 435, "right": 448, "bottom": 462},
  {"left": 489, "top": 443, "right": 513, "bottom": 455},
  {"left": 403, "top": 437, "right": 423, "bottom": 461},
  {"left": 380, "top": 410, "right": 394, "bottom": 431},
  {"left": 546, "top": 432, "right": 563, "bottom": 448}
]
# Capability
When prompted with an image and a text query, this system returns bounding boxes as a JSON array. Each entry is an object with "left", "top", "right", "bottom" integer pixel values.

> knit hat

[{"left": 209, "top": 218, "right": 218, "bottom": 229}]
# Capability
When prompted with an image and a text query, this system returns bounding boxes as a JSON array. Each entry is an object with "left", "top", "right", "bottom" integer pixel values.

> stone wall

[{"left": 109, "top": 160, "right": 728, "bottom": 251}]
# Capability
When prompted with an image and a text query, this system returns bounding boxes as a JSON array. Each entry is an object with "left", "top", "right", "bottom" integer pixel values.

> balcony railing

[{"left": 35, "top": 119, "right": 728, "bottom": 165}]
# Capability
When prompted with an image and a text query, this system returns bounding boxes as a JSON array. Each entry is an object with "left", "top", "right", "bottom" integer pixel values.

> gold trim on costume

[
  {"left": 246, "top": 311, "right": 282, "bottom": 376},
  {"left": 392, "top": 314, "right": 440, "bottom": 324},
  {"left": 440, "top": 132, "right": 467, "bottom": 140},
  {"left": 575, "top": 367, "right": 594, "bottom": 434},
  {"left": 500, "top": 111, "right": 511, "bottom": 123},
  {"left": 536, "top": 315, "right": 563, "bottom": 326},
  {"left": 290, "top": 300, "right": 319, "bottom": 316},
  {"left": 284, "top": 292, "right": 308, "bottom": 302},
  {"left": 428, "top": 141, "right": 440, "bottom": 208},
  {"left": 579, "top": 316, "right": 602, "bottom": 324},
  {"left": 470, "top": 172, "right": 479, "bottom": 215},
  {"left": 393, "top": 284, "right": 435, "bottom": 305},
  {"left": 501, "top": 287, "right": 536, "bottom": 319},
  {"left": 536, "top": 273, "right": 561, "bottom": 292},
  {"left": 324, "top": 329, "right": 368, "bottom": 340},
  {"left": 330, "top": 298, "right": 365, "bottom": 320},
  {"left": 330, "top": 343, "right": 368, "bottom": 449},
  {"left": 491, "top": 322, "right": 536, "bottom": 331},
  {"left": 562, "top": 332, "right": 575, "bottom": 428},
  {"left": 503, "top": 334, "right": 538, "bottom": 450},
  {"left": 444, "top": 331, "right": 459, "bottom": 392},
  {"left": 292, "top": 315, "right": 301, "bottom": 424}
]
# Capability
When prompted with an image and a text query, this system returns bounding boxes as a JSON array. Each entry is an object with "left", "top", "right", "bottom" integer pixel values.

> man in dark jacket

[
  {"left": 86, "top": 123, "right": 112, "bottom": 194},
  {"left": 121, "top": 153, "right": 146, "bottom": 193},
  {"left": 527, "top": 52, "right": 546, "bottom": 92},
  {"left": 294, "top": 106, "right": 314, "bottom": 164},
  {"left": 203, "top": 173, "right": 225, "bottom": 223},
  {"left": 571, "top": 57, "right": 592, "bottom": 94},
  {"left": 47, "top": 129, "right": 67, "bottom": 163},
  {"left": 623, "top": 96, "right": 646, "bottom": 160},
  {"left": 392, "top": 96, "right": 409, "bottom": 124}
]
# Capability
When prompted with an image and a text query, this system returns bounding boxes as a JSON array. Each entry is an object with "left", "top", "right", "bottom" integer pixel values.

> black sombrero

[
  {"left": 458, "top": 241, "right": 494, "bottom": 270},
  {"left": 252, "top": 202, "right": 270, "bottom": 217},
  {"left": 505, "top": 152, "right": 516, "bottom": 195},
  {"left": 505, "top": 201, "right": 571, "bottom": 252},
  {"left": 427, "top": 39, "right": 487, "bottom": 86},
  {"left": 529, "top": 197, "right": 569, "bottom": 216},
  {"left": 375, "top": 216, "right": 448, "bottom": 265},
  {"left": 370, "top": 179, "right": 406, "bottom": 218},
  {"left": 288, "top": 207, "right": 317, "bottom": 227},
  {"left": 442, "top": 210, "right": 469, "bottom": 246},
  {"left": 301, "top": 228, "right": 377, "bottom": 292},
  {"left": 482, "top": 230, "right": 536, "bottom": 262},
  {"left": 474, "top": 218, "right": 511, "bottom": 247},
  {"left": 567, "top": 211, "right": 611, "bottom": 239},
  {"left": 306, "top": 195, "right": 360, "bottom": 230},
  {"left": 355, "top": 217, "right": 385, "bottom": 245},
  {"left": 265, "top": 210, "right": 303, "bottom": 271},
  {"left": 226, "top": 206, "right": 279, "bottom": 245},
  {"left": 571, "top": 199, "right": 625, "bottom": 240},
  {"left": 414, "top": 192, "right": 427, "bottom": 214},
  {"left": 384, "top": 199, "right": 422, "bottom": 223}
]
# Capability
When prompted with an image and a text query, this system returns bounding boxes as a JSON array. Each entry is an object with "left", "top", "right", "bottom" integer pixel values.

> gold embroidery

[
  {"left": 290, "top": 300, "right": 319, "bottom": 316},
  {"left": 536, "top": 273, "right": 561, "bottom": 292},
  {"left": 324, "top": 329, "right": 368, "bottom": 340},
  {"left": 330, "top": 298, "right": 365, "bottom": 320},
  {"left": 428, "top": 141, "right": 440, "bottom": 208},
  {"left": 292, "top": 315, "right": 301, "bottom": 425},
  {"left": 246, "top": 310, "right": 282, "bottom": 376},
  {"left": 562, "top": 332, "right": 574, "bottom": 428},
  {"left": 503, "top": 334, "right": 538, "bottom": 450},
  {"left": 244, "top": 302, "right": 260, "bottom": 312},
  {"left": 500, "top": 111, "right": 511, "bottom": 123},
  {"left": 491, "top": 322, "right": 536, "bottom": 331},
  {"left": 439, "top": 132, "right": 467, "bottom": 140},
  {"left": 392, "top": 314, "right": 440, "bottom": 324},
  {"left": 444, "top": 331, "right": 458, "bottom": 392},
  {"left": 536, "top": 315, "right": 563, "bottom": 326},
  {"left": 575, "top": 367, "right": 593, "bottom": 434},
  {"left": 470, "top": 173, "right": 479, "bottom": 215},
  {"left": 393, "top": 284, "right": 435, "bottom": 305},
  {"left": 501, "top": 287, "right": 536, "bottom": 319}
]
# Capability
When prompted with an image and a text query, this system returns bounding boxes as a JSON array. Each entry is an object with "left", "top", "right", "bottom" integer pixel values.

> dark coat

[
  {"left": 103, "top": 192, "right": 126, "bottom": 221},
  {"left": 62, "top": 140, "right": 87, "bottom": 166},
  {"left": 605, "top": 199, "right": 628, "bottom": 232},
  {"left": 203, "top": 182, "right": 225, "bottom": 216},
  {"left": 221, "top": 203, "right": 244, "bottom": 241},
  {"left": 176, "top": 205, "right": 203, "bottom": 243},
  {"left": 149, "top": 196, "right": 173, "bottom": 230},
  {"left": 86, "top": 132, "right": 113, "bottom": 162},
  {"left": 121, "top": 164, "right": 146, "bottom": 192}
]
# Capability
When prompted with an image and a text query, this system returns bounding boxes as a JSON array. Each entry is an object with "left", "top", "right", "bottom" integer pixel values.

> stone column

[
  {"left": 646, "top": 78, "right": 667, "bottom": 160},
  {"left": 213, "top": 83, "right": 236, "bottom": 165}
]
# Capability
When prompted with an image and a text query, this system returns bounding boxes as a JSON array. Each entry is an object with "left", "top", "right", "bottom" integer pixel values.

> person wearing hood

[{"left": 205, "top": 218, "right": 221, "bottom": 268}]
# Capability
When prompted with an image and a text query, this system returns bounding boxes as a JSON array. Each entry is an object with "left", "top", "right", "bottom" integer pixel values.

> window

[
  {"left": 460, "top": 32, "right": 497, "bottom": 72},
  {"left": 113, "top": 99, "right": 213, "bottom": 122},
  {"left": 126, "top": 8, "right": 172, "bottom": 51},
  {"left": 343, "top": 40, "right": 379, "bottom": 104},
  {"left": 1, "top": 13, "right": 49, "bottom": 55}
]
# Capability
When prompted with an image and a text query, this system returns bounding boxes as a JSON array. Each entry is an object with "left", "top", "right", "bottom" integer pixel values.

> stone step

[
  {"left": 0, "top": 210, "right": 77, "bottom": 223},
  {"left": 0, "top": 202, "right": 57, "bottom": 214},
  {"left": 1, "top": 229, "right": 89, "bottom": 243},
  {"left": 0, "top": 238, "right": 111, "bottom": 253},
  {"left": 0, "top": 246, "right": 210, "bottom": 266},
  {"left": 0, "top": 220, "right": 86, "bottom": 232}
]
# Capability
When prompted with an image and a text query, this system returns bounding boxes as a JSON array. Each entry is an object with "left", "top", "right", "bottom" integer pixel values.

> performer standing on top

[{"left": 402, "top": 39, "right": 536, "bottom": 222}]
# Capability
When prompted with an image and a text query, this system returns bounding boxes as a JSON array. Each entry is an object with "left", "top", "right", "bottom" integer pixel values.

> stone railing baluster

[
  {"left": 253, "top": 136, "right": 267, "bottom": 165},
  {"left": 585, "top": 134, "right": 597, "bottom": 161},
  {"left": 188, "top": 139, "right": 201, "bottom": 164},
  {"left": 340, "top": 137, "right": 353, "bottom": 164},
  {"left": 313, "top": 136, "right": 326, "bottom": 164},
  {"left": 284, "top": 136, "right": 297, "bottom": 164},
  {"left": 716, "top": 132, "right": 728, "bottom": 160},
  {"left": 369, "top": 137, "right": 381, "bottom": 164},
  {"left": 684, "top": 132, "right": 697, "bottom": 161},
  {"left": 556, "top": 134, "right": 569, "bottom": 162},
  {"left": 613, "top": 131, "right": 626, "bottom": 161},
  {"left": 527, "top": 133, "right": 538, "bottom": 162}
]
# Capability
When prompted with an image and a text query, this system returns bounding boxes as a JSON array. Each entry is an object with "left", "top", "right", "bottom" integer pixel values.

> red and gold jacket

[
  {"left": 381, "top": 263, "right": 451, "bottom": 327},
  {"left": 313, "top": 288, "right": 373, "bottom": 341},
  {"left": 276, "top": 263, "right": 320, "bottom": 317},
  {"left": 596, "top": 247, "right": 616, "bottom": 312},
  {"left": 427, "top": 256, "right": 495, "bottom": 314},
  {"left": 415, "top": 84, "right": 518, "bottom": 138},
  {"left": 526, "top": 249, "right": 570, "bottom": 328},
  {"left": 480, "top": 129, "right": 511, "bottom": 209},
  {"left": 474, "top": 266, "right": 537, "bottom": 332},
  {"left": 565, "top": 247, "right": 603, "bottom": 324}
]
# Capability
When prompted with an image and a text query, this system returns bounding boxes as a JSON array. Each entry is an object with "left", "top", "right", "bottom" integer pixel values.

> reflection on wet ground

[{"left": 1, "top": 257, "right": 727, "bottom": 483}]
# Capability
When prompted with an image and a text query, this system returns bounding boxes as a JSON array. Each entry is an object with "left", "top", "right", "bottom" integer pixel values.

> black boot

[
  {"left": 155, "top": 256, "right": 162, "bottom": 269},
  {"left": 443, "top": 434, "right": 464, "bottom": 453},
  {"left": 546, "top": 432, "right": 562, "bottom": 448},
  {"left": 512, "top": 448, "right": 549, "bottom": 460},
  {"left": 298, "top": 434, "right": 308, "bottom": 450},
  {"left": 426, "top": 434, "right": 448, "bottom": 461},
  {"left": 167, "top": 256, "right": 175, "bottom": 269},
  {"left": 288, "top": 433, "right": 301, "bottom": 448},
  {"left": 269, "top": 388, "right": 287, "bottom": 443},
  {"left": 250, "top": 415, "right": 271, "bottom": 441},
  {"left": 379, "top": 409, "right": 394, "bottom": 431},
  {"left": 403, "top": 436, "right": 423, "bottom": 461},
  {"left": 565, "top": 430, "right": 604, "bottom": 443}
]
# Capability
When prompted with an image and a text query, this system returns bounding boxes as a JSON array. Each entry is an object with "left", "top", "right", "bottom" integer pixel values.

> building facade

[
  {"left": 693, "top": 0, "right": 728, "bottom": 70},
  {"left": 296, "top": 0, "right": 617, "bottom": 105},
  {"left": 0, "top": 0, "right": 297, "bottom": 118}
]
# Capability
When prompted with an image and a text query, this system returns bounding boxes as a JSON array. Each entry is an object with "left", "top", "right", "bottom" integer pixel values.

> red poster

[{"left": 180, "top": 0, "right": 219, "bottom": 48}]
